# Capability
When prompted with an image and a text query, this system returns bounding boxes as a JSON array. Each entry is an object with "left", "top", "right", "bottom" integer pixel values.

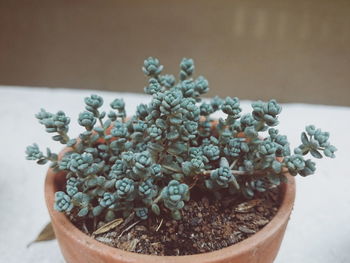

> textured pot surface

[{"left": 45, "top": 168, "right": 295, "bottom": 263}]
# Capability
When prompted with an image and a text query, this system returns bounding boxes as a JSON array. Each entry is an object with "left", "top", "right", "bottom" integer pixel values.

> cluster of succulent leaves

[{"left": 26, "top": 57, "right": 336, "bottom": 222}]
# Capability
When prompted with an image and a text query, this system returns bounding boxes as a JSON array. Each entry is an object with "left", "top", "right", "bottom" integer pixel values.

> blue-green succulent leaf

[
  {"left": 310, "top": 149, "right": 323, "bottom": 159},
  {"left": 77, "top": 207, "right": 89, "bottom": 217},
  {"left": 151, "top": 203, "right": 160, "bottom": 216}
]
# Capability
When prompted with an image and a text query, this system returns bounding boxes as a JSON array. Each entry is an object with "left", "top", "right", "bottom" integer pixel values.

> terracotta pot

[{"left": 45, "top": 164, "right": 295, "bottom": 263}]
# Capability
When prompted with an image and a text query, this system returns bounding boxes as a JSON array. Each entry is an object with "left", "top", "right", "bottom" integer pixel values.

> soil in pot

[{"left": 71, "top": 185, "right": 280, "bottom": 256}]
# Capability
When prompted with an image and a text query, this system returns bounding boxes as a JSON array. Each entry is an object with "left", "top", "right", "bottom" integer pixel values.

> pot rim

[{"left": 45, "top": 168, "right": 295, "bottom": 263}]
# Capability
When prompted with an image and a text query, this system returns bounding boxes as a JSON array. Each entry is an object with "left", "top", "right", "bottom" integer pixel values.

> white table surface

[{"left": 0, "top": 86, "right": 349, "bottom": 263}]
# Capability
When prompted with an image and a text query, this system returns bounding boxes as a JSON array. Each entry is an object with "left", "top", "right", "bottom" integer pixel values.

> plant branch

[
  {"left": 230, "top": 159, "right": 238, "bottom": 170},
  {"left": 203, "top": 169, "right": 290, "bottom": 177}
]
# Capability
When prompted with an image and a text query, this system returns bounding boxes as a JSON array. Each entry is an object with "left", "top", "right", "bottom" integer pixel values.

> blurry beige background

[{"left": 0, "top": 0, "right": 349, "bottom": 105}]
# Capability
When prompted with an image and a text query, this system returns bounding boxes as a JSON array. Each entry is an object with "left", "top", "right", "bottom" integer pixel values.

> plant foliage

[{"left": 26, "top": 57, "right": 336, "bottom": 222}]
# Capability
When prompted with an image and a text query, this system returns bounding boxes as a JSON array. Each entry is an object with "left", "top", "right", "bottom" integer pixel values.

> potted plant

[{"left": 26, "top": 57, "right": 336, "bottom": 263}]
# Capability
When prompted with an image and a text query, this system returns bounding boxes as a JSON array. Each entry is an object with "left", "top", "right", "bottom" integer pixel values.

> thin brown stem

[{"left": 189, "top": 176, "right": 199, "bottom": 189}]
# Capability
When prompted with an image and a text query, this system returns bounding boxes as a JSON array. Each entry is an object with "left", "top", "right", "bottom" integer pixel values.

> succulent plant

[
  {"left": 26, "top": 57, "right": 336, "bottom": 224},
  {"left": 54, "top": 192, "right": 74, "bottom": 212}
]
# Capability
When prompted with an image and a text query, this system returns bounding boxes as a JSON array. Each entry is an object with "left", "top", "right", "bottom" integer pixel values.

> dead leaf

[
  {"left": 255, "top": 219, "right": 269, "bottom": 226},
  {"left": 27, "top": 222, "right": 55, "bottom": 248},
  {"left": 95, "top": 236, "right": 114, "bottom": 246},
  {"left": 117, "top": 220, "right": 141, "bottom": 239},
  {"left": 234, "top": 199, "right": 262, "bottom": 213},
  {"left": 238, "top": 226, "right": 256, "bottom": 234},
  {"left": 126, "top": 238, "right": 139, "bottom": 252},
  {"left": 92, "top": 218, "right": 123, "bottom": 236}
]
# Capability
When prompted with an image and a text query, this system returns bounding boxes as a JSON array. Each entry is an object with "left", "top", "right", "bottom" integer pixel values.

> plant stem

[
  {"left": 153, "top": 193, "right": 163, "bottom": 204},
  {"left": 59, "top": 131, "right": 70, "bottom": 144},
  {"left": 98, "top": 118, "right": 104, "bottom": 130},
  {"left": 203, "top": 169, "right": 290, "bottom": 177},
  {"left": 229, "top": 159, "right": 238, "bottom": 170}
]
